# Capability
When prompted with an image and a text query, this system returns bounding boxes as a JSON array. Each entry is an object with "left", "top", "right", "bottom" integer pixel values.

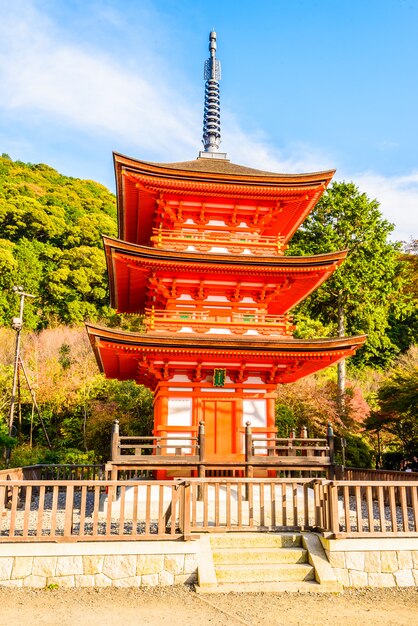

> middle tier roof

[{"left": 104, "top": 235, "right": 347, "bottom": 315}]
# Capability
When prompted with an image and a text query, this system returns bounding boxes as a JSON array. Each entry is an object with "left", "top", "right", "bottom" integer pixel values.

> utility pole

[{"left": 5, "top": 286, "right": 35, "bottom": 465}]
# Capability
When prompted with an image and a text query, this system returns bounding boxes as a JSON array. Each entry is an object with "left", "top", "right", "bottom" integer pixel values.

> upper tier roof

[
  {"left": 114, "top": 151, "right": 335, "bottom": 182},
  {"left": 114, "top": 152, "right": 335, "bottom": 246}
]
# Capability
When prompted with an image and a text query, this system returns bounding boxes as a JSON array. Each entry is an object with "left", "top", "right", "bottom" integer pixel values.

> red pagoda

[{"left": 87, "top": 32, "right": 365, "bottom": 467}]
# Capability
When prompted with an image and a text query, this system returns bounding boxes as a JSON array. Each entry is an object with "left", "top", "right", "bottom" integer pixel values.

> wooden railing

[
  {"left": 187, "top": 478, "right": 316, "bottom": 532},
  {"left": 22, "top": 464, "right": 104, "bottom": 481},
  {"left": 319, "top": 480, "right": 418, "bottom": 538},
  {"left": 0, "top": 479, "right": 188, "bottom": 542},
  {"left": 337, "top": 466, "right": 418, "bottom": 482},
  {"left": 150, "top": 228, "right": 286, "bottom": 256},
  {"left": 144, "top": 308, "right": 294, "bottom": 336},
  {"left": 0, "top": 476, "right": 417, "bottom": 541},
  {"left": 109, "top": 421, "right": 335, "bottom": 477}
]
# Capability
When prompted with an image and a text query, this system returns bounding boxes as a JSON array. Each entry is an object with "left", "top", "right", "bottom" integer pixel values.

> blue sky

[{"left": 0, "top": 0, "right": 417, "bottom": 242}]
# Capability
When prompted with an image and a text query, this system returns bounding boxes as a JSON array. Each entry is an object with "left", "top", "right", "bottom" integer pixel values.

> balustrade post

[
  {"left": 328, "top": 482, "right": 340, "bottom": 536},
  {"left": 245, "top": 421, "right": 253, "bottom": 499},
  {"left": 181, "top": 481, "right": 191, "bottom": 539},
  {"left": 327, "top": 423, "right": 335, "bottom": 479},
  {"left": 111, "top": 419, "right": 119, "bottom": 461},
  {"left": 245, "top": 421, "right": 252, "bottom": 463},
  {"left": 300, "top": 425, "right": 307, "bottom": 457},
  {"left": 198, "top": 421, "right": 206, "bottom": 463},
  {"left": 198, "top": 421, "right": 206, "bottom": 499}
]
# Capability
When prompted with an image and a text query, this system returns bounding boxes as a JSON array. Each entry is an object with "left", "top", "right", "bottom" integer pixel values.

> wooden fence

[
  {"left": 319, "top": 480, "right": 418, "bottom": 538},
  {"left": 0, "top": 479, "right": 187, "bottom": 542},
  {"left": 187, "top": 478, "right": 315, "bottom": 532},
  {"left": 1, "top": 477, "right": 417, "bottom": 541}
]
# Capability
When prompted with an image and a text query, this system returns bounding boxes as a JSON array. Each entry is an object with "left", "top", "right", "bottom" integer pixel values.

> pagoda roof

[
  {"left": 114, "top": 152, "right": 335, "bottom": 245},
  {"left": 86, "top": 323, "right": 366, "bottom": 387},
  {"left": 103, "top": 235, "right": 346, "bottom": 315},
  {"left": 114, "top": 151, "right": 335, "bottom": 181}
]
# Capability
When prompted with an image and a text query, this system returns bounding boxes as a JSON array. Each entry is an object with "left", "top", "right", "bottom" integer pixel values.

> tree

[
  {"left": 372, "top": 346, "right": 418, "bottom": 457},
  {"left": 0, "top": 155, "right": 117, "bottom": 329},
  {"left": 288, "top": 181, "right": 404, "bottom": 418}
]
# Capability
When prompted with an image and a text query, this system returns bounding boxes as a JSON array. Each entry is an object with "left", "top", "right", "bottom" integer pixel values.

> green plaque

[{"left": 213, "top": 368, "right": 226, "bottom": 387}]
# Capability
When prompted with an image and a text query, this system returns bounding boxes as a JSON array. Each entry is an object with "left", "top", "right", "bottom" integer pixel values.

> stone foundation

[
  {"left": 321, "top": 537, "right": 418, "bottom": 588},
  {"left": 0, "top": 541, "right": 198, "bottom": 588},
  {"left": 1, "top": 536, "right": 417, "bottom": 589}
]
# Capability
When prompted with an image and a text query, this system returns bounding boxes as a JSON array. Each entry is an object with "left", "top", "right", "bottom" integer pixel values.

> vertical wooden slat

[
  {"left": 170, "top": 485, "right": 178, "bottom": 535},
  {"left": 248, "top": 481, "right": 254, "bottom": 528},
  {"left": 400, "top": 486, "right": 409, "bottom": 532},
  {"left": 92, "top": 486, "right": 99, "bottom": 537},
  {"left": 260, "top": 482, "right": 265, "bottom": 528},
  {"left": 77, "top": 486, "right": 86, "bottom": 538},
  {"left": 183, "top": 482, "right": 191, "bottom": 538},
  {"left": 119, "top": 486, "right": 126, "bottom": 536},
  {"left": 64, "top": 485, "right": 74, "bottom": 538},
  {"left": 132, "top": 485, "right": 139, "bottom": 536},
  {"left": 271, "top": 482, "right": 276, "bottom": 529},
  {"left": 191, "top": 483, "right": 197, "bottom": 528},
  {"left": 203, "top": 483, "right": 208, "bottom": 529},
  {"left": 281, "top": 482, "right": 287, "bottom": 527},
  {"left": 343, "top": 485, "right": 350, "bottom": 533},
  {"left": 226, "top": 482, "right": 231, "bottom": 529},
  {"left": 292, "top": 483, "right": 298, "bottom": 527},
  {"left": 377, "top": 486, "right": 386, "bottom": 533},
  {"left": 37, "top": 485, "right": 45, "bottom": 537},
  {"left": 366, "top": 486, "right": 374, "bottom": 532},
  {"left": 412, "top": 486, "right": 418, "bottom": 532},
  {"left": 106, "top": 485, "right": 113, "bottom": 536},
  {"left": 158, "top": 484, "right": 165, "bottom": 535},
  {"left": 214, "top": 482, "right": 220, "bottom": 528},
  {"left": 0, "top": 485, "right": 5, "bottom": 535},
  {"left": 388, "top": 486, "right": 397, "bottom": 532},
  {"left": 329, "top": 484, "right": 340, "bottom": 535},
  {"left": 355, "top": 486, "right": 363, "bottom": 533},
  {"left": 303, "top": 483, "right": 309, "bottom": 529},
  {"left": 237, "top": 482, "right": 242, "bottom": 529},
  {"left": 9, "top": 486, "right": 19, "bottom": 537},
  {"left": 23, "top": 485, "right": 32, "bottom": 538},
  {"left": 50, "top": 487, "right": 59, "bottom": 538},
  {"left": 145, "top": 484, "right": 151, "bottom": 536}
]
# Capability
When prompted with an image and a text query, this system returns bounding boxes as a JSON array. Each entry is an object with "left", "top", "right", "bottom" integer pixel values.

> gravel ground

[{"left": 0, "top": 586, "right": 416, "bottom": 626}]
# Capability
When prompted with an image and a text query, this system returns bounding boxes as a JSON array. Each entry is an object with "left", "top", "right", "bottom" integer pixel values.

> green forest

[{"left": 0, "top": 154, "right": 417, "bottom": 469}]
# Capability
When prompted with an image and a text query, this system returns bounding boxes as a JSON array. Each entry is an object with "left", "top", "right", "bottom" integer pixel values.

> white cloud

[
  {"left": 343, "top": 171, "right": 418, "bottom": 243},
  {"left": 0, "top": 2, "right": 199, "bottom": 159}
]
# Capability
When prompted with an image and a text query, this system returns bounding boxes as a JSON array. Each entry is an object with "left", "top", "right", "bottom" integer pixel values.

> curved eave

[
  {"left": 114, "top": 151, "right": 335, "bottom": 186},
  {"left": 86, "top": 323, "right": 366, "bottom": 385},
  {"left": 103, "top": 235, "right": 347, "bottom": 313},
  {"left": 113, "top": 152, "right": 335, "bottom": 244}
]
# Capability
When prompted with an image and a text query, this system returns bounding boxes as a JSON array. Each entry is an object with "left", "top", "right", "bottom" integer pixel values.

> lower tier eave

[{"left": 85, "top": 324, "right": 366, "bottom": 387}]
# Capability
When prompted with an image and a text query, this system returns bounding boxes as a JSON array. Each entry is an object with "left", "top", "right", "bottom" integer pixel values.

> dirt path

[{"left": 0, "top": 586, "right": 416, "bottom": 626}]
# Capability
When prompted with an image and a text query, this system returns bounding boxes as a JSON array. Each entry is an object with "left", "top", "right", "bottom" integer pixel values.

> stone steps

[
  {"left": 212, "top": 546, "right": 308, "bottom": 565},
  {"left": 196, "top": 580, "right": 341, "bottom": 594},
  {"left": 210, "top": 533, "right": 314, "bottom": 586},
  {"left": 209, "top": 532, "right": 302, "bottom": 549},
  {"left": 196, "top": 532, "right": 342, "bottom": 594},
  {"left": 215, "top": 562, "right": 315, "bottom": 583}
]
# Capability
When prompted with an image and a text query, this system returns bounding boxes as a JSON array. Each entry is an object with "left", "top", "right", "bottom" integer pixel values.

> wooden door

[{"left": 203, "top": 399, "right": 235, "bottom": 458}]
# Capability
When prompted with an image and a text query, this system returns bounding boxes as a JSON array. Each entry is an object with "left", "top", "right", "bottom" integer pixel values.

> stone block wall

[
  {"left": 321, "top": 537, "right": 418, "bottom": 588},
  {"left": 0, "top": 542, "right": 198, "bottom": 589}
]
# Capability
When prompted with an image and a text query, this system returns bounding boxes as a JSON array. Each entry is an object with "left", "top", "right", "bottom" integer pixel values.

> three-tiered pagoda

[{"left": 87, "top": 32, "right": 366, "bottom": 467}]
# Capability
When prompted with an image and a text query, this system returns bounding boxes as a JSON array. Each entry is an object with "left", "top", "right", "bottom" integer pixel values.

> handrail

[{"left": 145, "top": 309, "right": 294, "bottom": 335}]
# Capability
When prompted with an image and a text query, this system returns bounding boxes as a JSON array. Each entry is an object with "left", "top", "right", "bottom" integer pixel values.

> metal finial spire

[{"left": 199, "top": 31, "right": 227, "bottom": 159}]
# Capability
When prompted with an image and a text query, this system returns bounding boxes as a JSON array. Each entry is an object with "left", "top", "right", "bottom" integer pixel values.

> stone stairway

[{"left": 196, "top": 532, "right": 342, "bottom": 593}]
